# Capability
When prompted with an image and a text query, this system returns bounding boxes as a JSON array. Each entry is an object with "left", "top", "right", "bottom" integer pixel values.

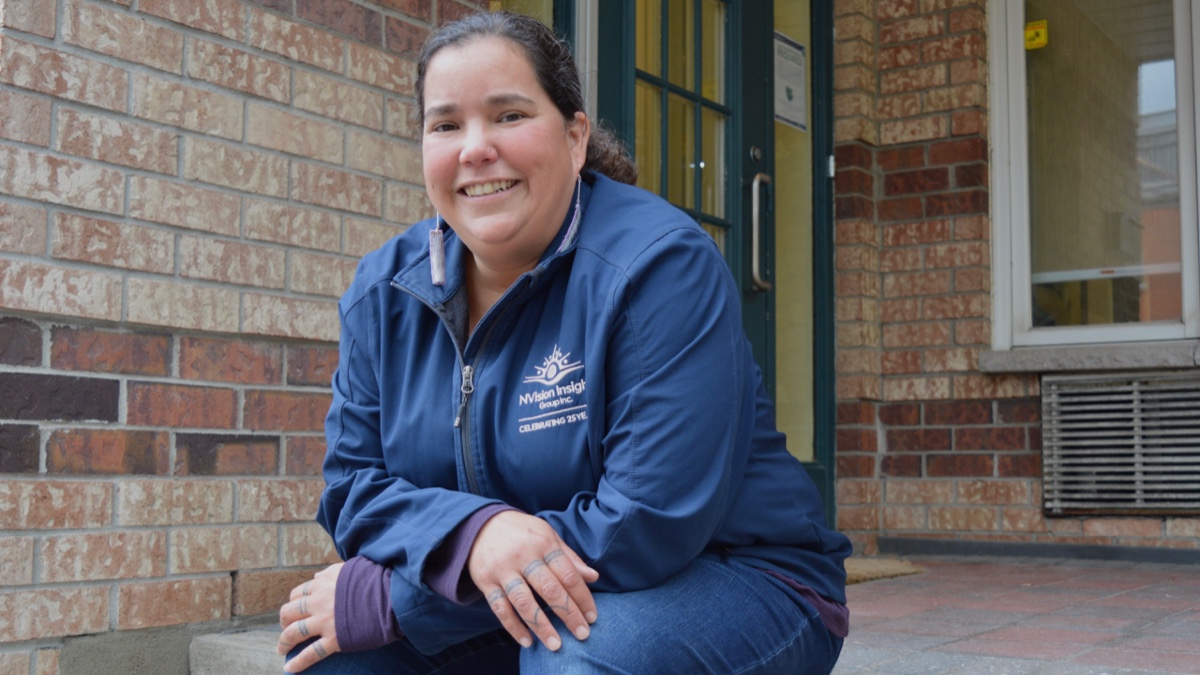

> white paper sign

[{"left": 774, "top": 33, "right": 807, "bottom": 131}]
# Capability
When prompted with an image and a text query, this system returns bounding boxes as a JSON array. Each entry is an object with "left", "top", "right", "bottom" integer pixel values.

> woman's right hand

[{"left": 467, "top": 511, "right": 600, "bottom": 651}]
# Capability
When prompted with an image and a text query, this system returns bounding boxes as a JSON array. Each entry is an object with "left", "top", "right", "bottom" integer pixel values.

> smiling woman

[{"left": 278, "top": 11, "right": 851, "bottom": 675}]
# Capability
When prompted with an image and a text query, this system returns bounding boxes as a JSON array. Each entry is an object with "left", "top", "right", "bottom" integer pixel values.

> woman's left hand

[{"left": 278, "top": 562, "right": 344, "bottom": 673}]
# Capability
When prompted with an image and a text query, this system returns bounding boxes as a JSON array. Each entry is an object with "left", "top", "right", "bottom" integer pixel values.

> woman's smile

[{"left": 462, "top": 180, "right": 518, "bottom": 198}]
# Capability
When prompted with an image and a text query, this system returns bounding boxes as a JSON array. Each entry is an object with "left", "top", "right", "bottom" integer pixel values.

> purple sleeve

[
  {"left": 424, "top": 503, "right": 518, "bottom": 605},
  {"left": 334, "top": 556, "right": 403, "bottom": 652}
]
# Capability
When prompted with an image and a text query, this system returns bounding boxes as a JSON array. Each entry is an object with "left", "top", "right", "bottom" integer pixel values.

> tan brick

[
  {"left": 877, "top": 93, "right": 921, "bottom": 119},
  {"left": 170, "top": 524, "right": 278, "bottom": 573},
  {"left": 1002, "top": 507, "right": 1049, "bottom": 533},
  {"left": 954, "top": 318, "right": 990, "bottom": 345},
  {"left": 0, "top": 37, "right": 128, "bottom": 112},
  {"left": 0, "top": 537, "right": 34, "bottom": 585},
  {"left": 281, "top": 522, "right": 340, "bottom": 566},
  {"left": 0, "top": 481, "right": 111, "bottom": 530},
  {"left": 63, "top": 0, "right": 183, "bottom": 73},
  {"left": 837, "top": 322, "right": 881, "bottom": 348},
  {"left": 117, "top": 577, "right": 231, "bottom": 630},
  {"left": 1166, "top": 518, "right": 1200, "bottom": 538},
  {"left": 0, "top": 0, "right": 56, "bottom": 35},
  {"left": 958, "top": 480, "right": 1030, "bottom": 505},
  {"left": 883, "top": 270, "right": 953, "bottom": 297},
  {"left": 0, "top": 653, "right": 30, "bottom": 674},
  {"left": 295, "top": 70, "right": 385, "bottom": 131},
  {"left": 925, "top": 83, "right": 986, "bottom": 112},
  {"left": 882, "top": 376, "right": 952, "bottom": 401},
  {"left": 188, "top": 39, "right": 290, "bottom": 104},
  {"left": 238, "top": 479, "right": 323, "bottom": 522},
  {"left": 347, "top": 131, "right": 422, "bottom": 184},
  {"left": 0, "top": 89, "right": 51, "bottom": 145},
  {"left": 184, "top": 137, "right": 288, "bottom": 197},
  {"left": 385, "top": 98, "right": 421, "bottom": 139},
  {"left": 884, "top": 479, "right": 953, "bottom": 504},
  {"left": 233, "top": 568, "right": 316, "bottom": 616},
  {"left": 117, "top": 479, "right": 234, "bottom": 526},
  {"left": 834, "top": 116, "right": 878, "bottom": 145},
  {"left": 35, "top": 648, "right": 58, "bottom": 675},
  {"left": 247, "top": 104, "right": 344, "bottom": 164},
  {"left": 922, "top": 294, "right": 989, "bottom": 320},
  {"left": 56, "top": 107, "right": 178, "bottom": 174},
  {"left": 836, "top": 479, "right": 881, "bottom": 505},
  {"left": 0, "top": 587, "right": 109, "bottom": 642},
  {"left": 0, "top": 145, "right": 125, "bottom": 214},
  {"left": 289, "top": 251, "right": 357, "bottom": 297},
  {"left": 242, "top": 293, "right": 340, "bottom": 342},
  {"left": 836, "top": 505, "right": 879, "bottom": 531},
  {"left": 882, "top": 321, "right": 951, "bottom": 348},
  {"left": 0, "top": 259, "right": 122, "bottom": 321},
  {"left": 345, "top": 218, "right": 405, "bottom": 257},
  {"left": 835, "top": 297, "right": 879, "bottom": 322},
  {"left": 955, "top": 268, "right": 989, "bottom": 292},
  {"left": 292, "top": 163, "right": 383, "bottom": 217},
  {"left": 880, "top": 116, "right": 950, "bottom": 145},
  {"left": 244, "top": 200, "right": 340, "bottom": 252},
  {"left": 929, "top": 506, "right": 996, "bottom": 531},
  {"left": 880, "top": 14, "right": 944, "bottom": 44},
  {"left": 833, "top": 63, "right": 873, "bottom": 93},
  {"left": 923, "top": 347, "right": 976, "bottom": 372},
  {"left": 0, "top": 201, "right": 46, "bottom": 255},
  {"left": 837, "top": 374, "right": 882, "bottom": 401},
  {"left": 385, "top": 183, "right": 434, "bottom": 225},
  {"left": 249, "top": 7, "right": 343, "bottom": 72},
  {"left": 126, "top": 277, "right": 241, "bottom": 333},
  {"left": 348, "top": 42, "right": 416, "bottom": 95},
  {"left": 140, "top": 0, "right": 245, "bottom": 41},
  {"left": 179, "top": 236, "right": 286, "bottom": 289},
  {"left": 129, "top": 175, "right": 241, "bottom": 236},
  {"left": 1082, "top": 518, "right": 1163, "bottom": 539},
  {"left": 881, "top": 65, "right": 946, "bottom": 96},
  {"left": 52, "top": 213, "right": 174, "bottom": 274},
  {"left": 835, "top": 40, "right": 873, "bottom": 68},
  {"left": 132, "top": 72, "right": 243, "bottom": 140},
  {"left": 951, "top": 373, "right": 1029, "bottom": 400},
  {"left": 883, "top": 505, "right": 926, "bottom": 530},
  {"left": 835, "top": 14, "right": 874, "bottom": 44},
  {"left": 835, "top": 91, "right": 874, "bottom": 119},
  {"left": 40, "top": 531, "right": 166, "bottom": 582}
]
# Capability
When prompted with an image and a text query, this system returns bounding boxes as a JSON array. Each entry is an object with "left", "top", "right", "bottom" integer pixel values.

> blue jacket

[{"left": 319, "top": 172, "right": 851, "bottom": 653}]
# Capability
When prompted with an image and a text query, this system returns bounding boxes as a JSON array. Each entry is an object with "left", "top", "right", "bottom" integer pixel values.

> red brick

[
  {"left": 881, "top": 65, "right": 946, "bottom": 97},
  {"left": 921, "top": 33, "right": 985, "bottom": 62},
  {"left": 375, "top": 0, "right": 432, "bottom": 19},
  {"left": 881, "top": 350, "right": 921, "bottom": 374},
  {"left": 955, "top": 268, "right": 989, "bottom": 292},
  {"left": 954, "top": 427, "right": 1026, "bottom": 451},
  {"left": 243, "top": 390, "right": 331, "bottom": 432},
  {"left": 0, "top": 424, "right": 38, "bottom": 472},
  {"left": 880, "top": 14, "right": 944, "bottom": 43},
  {"left": 116, "top": 479, "right": 234, "bottom": 526},
  {"left": 837, "top": 428, "right": 878, "bottom": 452},
  {"left": 837, "top": 454, "right": 877, "bottom": 478},
  {"left": 835, "top": 167, "right": 874, "bottom": 196},
  {"left": 46, "top": 429, "right": 170, "bottom": 474},
  {"left": 140, "top": 0, "right": 245, "bottom": 39},
  {"left": 929, "top": 137, "right": 986, "bottom": 164},
  {"left": 879, "top": 43, "right": 920, "bottom": 70},
  {"left": 175, "top": 434, "right": 279, "bottom": 475},
  {"left": 281, "top": 522, "right": 340, "bottom": 566},
  {"left": 888, "top": 428, "right": 951, "bottom": 452},
  {"left": 997, "top": 453, "right": 1040, "bottom": 478},
  {"left": 834, "top": 143, "right": 873, "bottom": 170},
  {"left": 0, "top": 37, "right": 129, "bottom": 112},
  {"left": 951, "top": 109, "right": 986, "bottom": 136},
  {"left": 877, "top": 146, "right": 925, "bottom": 171},
  {"left": 878, "top": 197, "right": 923, "bottom": 222},
  {"left": 41, "top": 531, "right": 166, "bottom": 582},
  {"left": 437, "top": 0, "right": 479, "bottom": 25},
  {"left": 0, "top": 0, "right": 56, "bottom": 35},
  {"left": 63, "top": 0, "right": 183, "bottom": 73},
  {"left": 835, "top": 195, "right": 875, "bottom": 220},
  {"left": 179, "top": 336, "right": 283, "bottom": 385},
  {"left": 925, "top": 400, "right": 990, "bottom": 425},
  {"left": 878, "top": 402, "right": 920, "bottom": 426},
  {"left": 949, "top": 7, "right": 986, "bottom": 33},
  {"left": 52, "top": 213, "right": 174, "bottom": 273},
  {"left": 997, "top": 398, "right": 1040, "bottom": 423},
  {"left": 238, "top": 479, "right": 323, "bottom": 522},
  {"left": 233, "top": 568, "right": 317, "bottom": 616},
  {"left": 877, "top": 0, "right": 918, "bottom": 20},
  {"left": 927, "top": 453, "right": 993, "bottom": 477},
  {"left": 0, "top": 481, "right": 112, "bottom": 530},
  {"left": 0, "top": 587, "right": 109, "bottom": 641},
  {"left": 955, "top": 163, "right": 987, "bottom": 188},
  {"left": 0, "top": 372, "right": 119, "bottom": 422},
  {"left": 954, "top": 319, "right": 990, "bottom": 345},
  {"left": 884, "top": 167, "right": 950, "bottom": 195},
  {"left": 385, "top": 16, "right": 429, "bottom": 59},
  {"left": 127, "top": 382, "right": 238, "bottom": 429},
  {"left": 287, "top": 344, "right": 339, "bottom": 386},
  {"left": 117, "top": 577, "right": 231, "bottom": 630},
  {"left": 882, "top": 454, "right": 922, "bottom": 477},
  {"left": 836, "top": 401, "right": 876, "bottom": 424},
  {"left": 0, "top": 89, "right": 51, "bottom": 146},
  {"left": 0, "top": 316, "right": 41, "bottom": 366},
  {"left": 925, "top": 190, "right": 987, "bottom": 216},
  {"left": 881, "top": 298, "right": 920, "bottom": 324},
  {"left": 298, "top": 0, "right": 382, "bottom": 45},
  {"left": 286, "top": 435, "right": 326, "bottom": 476}
]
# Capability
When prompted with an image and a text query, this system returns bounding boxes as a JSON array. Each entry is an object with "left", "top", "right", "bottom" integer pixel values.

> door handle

[{"left": 751, "top": 172, "right": 773, "bottom": 292}]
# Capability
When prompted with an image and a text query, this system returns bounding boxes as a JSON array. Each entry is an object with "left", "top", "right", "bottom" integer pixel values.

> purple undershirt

[{"left": 333, "top": 506, "right": 848, "bottom": 652}]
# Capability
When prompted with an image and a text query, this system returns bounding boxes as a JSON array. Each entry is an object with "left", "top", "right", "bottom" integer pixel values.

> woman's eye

[
  {"left": 499, "top": 112, "right": 525, "bottom": 123},
  {"left": 429, "top": 122, "right": 457, "bottom": 133}
]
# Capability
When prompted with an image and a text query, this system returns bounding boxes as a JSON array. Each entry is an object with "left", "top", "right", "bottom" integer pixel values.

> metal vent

[{"left": 1042, "top": 371, "right": 1200, "bottom": 515}]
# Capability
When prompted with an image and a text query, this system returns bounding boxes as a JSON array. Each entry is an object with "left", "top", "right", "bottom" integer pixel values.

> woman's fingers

[
  {"left": 283, "top": 636, "right": 338, "bottom": 674},
  {"left": 543, "top": 548, "right": 598, "bottom": 625}
]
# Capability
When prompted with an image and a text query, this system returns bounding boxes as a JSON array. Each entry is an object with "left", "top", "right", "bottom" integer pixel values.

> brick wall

[
  {"left": 830, "top": 0, "right": 1200, "bottom": 555},
  {"left": 0, "top": 0, "right": 481, "bottom": 669}
]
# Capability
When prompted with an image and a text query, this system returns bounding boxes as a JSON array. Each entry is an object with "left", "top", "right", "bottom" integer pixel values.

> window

[{"left": 991, "top": 0, "right": 1200, "bottom": 348}]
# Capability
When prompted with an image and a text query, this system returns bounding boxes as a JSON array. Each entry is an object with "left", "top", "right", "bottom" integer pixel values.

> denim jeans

[{"left": 286, "top": 555, "right": 843, "bottom": 674}]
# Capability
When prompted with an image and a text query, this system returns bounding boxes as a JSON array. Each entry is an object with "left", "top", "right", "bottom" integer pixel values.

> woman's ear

[{"left": 567, "top": 111, "right": 591, "bottom": 173}]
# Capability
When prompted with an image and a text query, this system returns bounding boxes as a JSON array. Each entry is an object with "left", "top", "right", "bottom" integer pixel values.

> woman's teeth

[{"left": 463, "top": 180, "right": 515, "bottom": 197}]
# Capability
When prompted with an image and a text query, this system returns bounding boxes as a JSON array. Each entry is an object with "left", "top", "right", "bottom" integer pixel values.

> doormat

[{"left": 845, "top": 556, "right": 923, "bottom": 584}]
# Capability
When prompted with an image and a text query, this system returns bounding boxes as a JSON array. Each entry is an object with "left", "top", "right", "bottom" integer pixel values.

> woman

[{"left": 279, "top": 11, "right": 851, "bottom": 674}]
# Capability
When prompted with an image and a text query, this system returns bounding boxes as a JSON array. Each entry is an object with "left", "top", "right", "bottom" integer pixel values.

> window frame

[{"left": 989, "top": 0, "right": 1200, "bottom": 350}]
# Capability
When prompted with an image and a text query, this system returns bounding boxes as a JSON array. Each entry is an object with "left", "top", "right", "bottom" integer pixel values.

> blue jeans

[{"left": 286, "top": 556, "right": 843, "bottom": 674}]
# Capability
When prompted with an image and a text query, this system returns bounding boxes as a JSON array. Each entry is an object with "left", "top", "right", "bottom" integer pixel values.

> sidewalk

[{"left": 835, "top": 556, "right": 1200, "bottom": 674}]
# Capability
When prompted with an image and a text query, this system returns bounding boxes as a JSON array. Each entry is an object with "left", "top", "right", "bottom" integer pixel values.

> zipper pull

[{"left": 453, "top": 364, "right": 474, "bottom": 428}]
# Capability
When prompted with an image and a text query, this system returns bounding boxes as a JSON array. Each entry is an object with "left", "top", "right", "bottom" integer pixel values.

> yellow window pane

[
  {"left": 701, "top": 0, "right": 725, "bottom": 102},
  {"left": 667, "top": 0, "right": 695, "bottom": 90},
  {"left": 488, "top": 0, "right": 553, "bottom": 25},
  {"left": 636, "top": 0, "right": 662, "bottom": 76},
  {"left": 666, "top": 93, "right": 695, "bottom": 208},
  {"left": 701, "top": 108, "right": 725, "bottom": 218},
  {"left": 635, "top": 81, "right": 662, "bottom": 196}
]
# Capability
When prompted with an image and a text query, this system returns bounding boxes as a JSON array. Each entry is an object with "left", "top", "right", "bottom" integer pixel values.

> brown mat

[{"left": 845, "top": 556, "right": 923, "bottom": 584}]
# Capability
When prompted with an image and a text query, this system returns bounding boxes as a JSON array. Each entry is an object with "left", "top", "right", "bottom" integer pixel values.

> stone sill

[{"left": 979, "top": 341, "right": 1200, "bottom": 373}]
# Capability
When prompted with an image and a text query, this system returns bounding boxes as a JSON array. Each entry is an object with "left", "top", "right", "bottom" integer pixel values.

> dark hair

[{"left": 416, "top": 12, "right": 638, "bottom": 185}]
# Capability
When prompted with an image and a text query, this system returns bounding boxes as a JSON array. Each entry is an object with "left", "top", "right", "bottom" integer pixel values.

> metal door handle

[{"left": 751, "top": 172, "right": 772, "bottom": 292}]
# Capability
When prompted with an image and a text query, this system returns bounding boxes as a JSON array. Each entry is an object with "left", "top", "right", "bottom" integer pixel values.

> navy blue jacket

[{"left": 319, "top": 172, "right": 851, "bottom": 653}]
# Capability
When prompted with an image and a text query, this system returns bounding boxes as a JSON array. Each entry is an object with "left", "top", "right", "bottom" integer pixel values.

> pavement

[{"left": 835, "top": 556, "right": 1200, "bottom": 674}]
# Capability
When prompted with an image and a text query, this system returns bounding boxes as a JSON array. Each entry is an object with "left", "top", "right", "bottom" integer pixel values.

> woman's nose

[{"left": 459, "top": 124, "right": 497, "bottom": 166}]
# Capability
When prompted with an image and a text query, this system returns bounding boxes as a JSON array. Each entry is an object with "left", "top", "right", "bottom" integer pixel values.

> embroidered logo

[{"left": 522, "top": 345, "right": 584, "bottom": 386}]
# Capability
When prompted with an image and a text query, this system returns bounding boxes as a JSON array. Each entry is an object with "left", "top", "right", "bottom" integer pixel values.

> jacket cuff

[{"left": 424, "top": 504, "right": 519, "bottom": 605}]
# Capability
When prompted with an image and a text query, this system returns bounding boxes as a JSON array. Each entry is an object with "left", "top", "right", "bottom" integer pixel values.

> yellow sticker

[{"left": 1025, "top": 20, "right": 1048, "bottom": 50}]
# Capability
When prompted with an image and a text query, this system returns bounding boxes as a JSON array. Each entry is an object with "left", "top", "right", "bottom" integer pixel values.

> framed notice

[{"left": 774, "top": 33, "right": 807, "bottom": 131}]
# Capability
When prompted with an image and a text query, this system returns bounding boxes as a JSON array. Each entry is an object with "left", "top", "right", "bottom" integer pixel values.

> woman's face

[{"left": 421, "top": 36, "right": 589, "bottom": 273}]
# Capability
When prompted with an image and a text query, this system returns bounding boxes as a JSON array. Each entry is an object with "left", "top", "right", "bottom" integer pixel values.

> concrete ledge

[
  {"left": 190, "top": 626, "right": 282, "bottom": 675},
  {"left": 979, "top": 340, "right": 1200, "bottom": 373}
]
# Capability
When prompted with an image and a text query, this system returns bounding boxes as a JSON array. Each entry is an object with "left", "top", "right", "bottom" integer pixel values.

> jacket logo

[{"left": 523, "top": 345, "right": 583, "bottom": 386}]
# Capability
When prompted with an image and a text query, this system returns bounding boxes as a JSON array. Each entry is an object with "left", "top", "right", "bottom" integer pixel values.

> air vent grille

[{"left": 1042, "top": 371, "right": 1200, "bottom": 515}]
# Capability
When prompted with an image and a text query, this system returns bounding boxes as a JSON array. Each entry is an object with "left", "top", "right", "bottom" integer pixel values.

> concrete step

[{"left": 190, "top": 625, "right": 282, "bottom": 675}]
